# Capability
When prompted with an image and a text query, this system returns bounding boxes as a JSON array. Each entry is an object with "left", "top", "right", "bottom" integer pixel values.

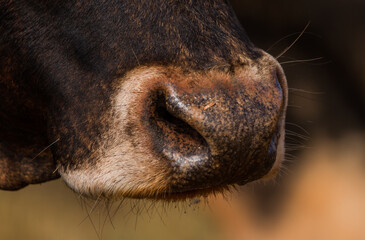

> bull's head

[{"left": 0, "top": 0, "right": 287, "bottom": 200}]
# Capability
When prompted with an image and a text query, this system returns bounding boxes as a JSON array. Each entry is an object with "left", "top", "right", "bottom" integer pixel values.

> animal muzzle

[
  {"left": 126, "top": 55, "right": 287, "bottom": 196},
  {"left": 59, "top": 54, "right": 287, "bottom": 200}
]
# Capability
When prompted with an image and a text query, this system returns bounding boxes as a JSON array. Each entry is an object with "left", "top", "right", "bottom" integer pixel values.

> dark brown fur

[{"left": 0, "top": 0, "right": 287, "bottom": 199}]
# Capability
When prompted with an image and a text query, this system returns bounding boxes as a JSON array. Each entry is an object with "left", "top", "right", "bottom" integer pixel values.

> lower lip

[{"left": 137, "top": 185, "right": 230, "bottom": 201}]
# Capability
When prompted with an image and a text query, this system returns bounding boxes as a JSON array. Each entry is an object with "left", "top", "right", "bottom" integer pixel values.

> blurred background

[{"left": 1, "top": 0, "right": 364, "bottom": 239}]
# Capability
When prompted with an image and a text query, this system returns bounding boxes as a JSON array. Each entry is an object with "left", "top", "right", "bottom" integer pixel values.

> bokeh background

[{"left": 1, "top": 0, "right": 364, "bottom": 239}]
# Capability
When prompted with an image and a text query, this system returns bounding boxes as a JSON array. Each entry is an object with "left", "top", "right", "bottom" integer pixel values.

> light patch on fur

[{"left": 61, "top": 67, "right": 172, "bottom": 199}]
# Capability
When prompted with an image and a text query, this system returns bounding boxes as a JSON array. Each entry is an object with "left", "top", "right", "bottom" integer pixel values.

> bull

[{"left": 0, "top": 0, "right": 287, "bottom": 200}]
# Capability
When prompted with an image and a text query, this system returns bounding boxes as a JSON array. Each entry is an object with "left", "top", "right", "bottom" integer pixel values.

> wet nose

[{"left": 145, "top": 63, "right": 286, "bottom": 193}]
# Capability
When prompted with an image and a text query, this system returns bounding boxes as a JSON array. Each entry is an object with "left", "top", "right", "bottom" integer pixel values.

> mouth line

[{"left": 128, "top": 184, "right": 231, "bottom": 201}]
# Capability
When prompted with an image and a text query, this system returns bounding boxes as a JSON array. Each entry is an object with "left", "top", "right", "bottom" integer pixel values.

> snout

[
  {"left": 60, "top": 54, "right": 287, "bottom": 200},
  {"left": 144, "top": 62, "right": 286, "bottom": 195}
]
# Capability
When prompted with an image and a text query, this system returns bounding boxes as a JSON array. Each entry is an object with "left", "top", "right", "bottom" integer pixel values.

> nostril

[
  {"left": 151, "top": 92, "right": 209, "bottom": 153},
  {"left": 155, "top": 96, "right": 187, "bottom": 134}
]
